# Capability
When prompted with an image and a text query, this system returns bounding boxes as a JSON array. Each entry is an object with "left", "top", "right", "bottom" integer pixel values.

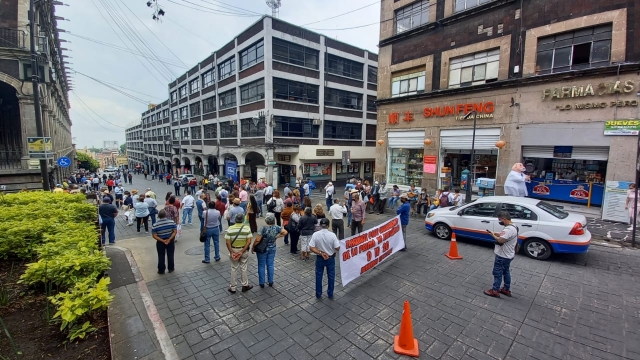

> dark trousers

[
  {"left": 350, "top": 220, "right": 363, "bottom": 236},
  {"left": 290, "top": 232, "right": 300, "bottom": 253},
  {"left": 326, "top": 198, "right": 332, "bottom": 211},
  {"left": 136, "top": 215, "right": 149, "bottom": 232},
  {"left": 264, "top": 195, "right": 272, "bottom": 207},
  {"left": 315, "top": 255, "right": 336, "bottom": 298},
  {"left": 274, "top": 211, "right": 281, "bottom": 226},
  {"left": 174, "top": 186, "right": 181, "bottom": 196},
  {"left": 156, "top": 240, "right": 175, "bottom": 273},
  {"left": 331, "top": 218, "right": 345, "bottom": 240}
]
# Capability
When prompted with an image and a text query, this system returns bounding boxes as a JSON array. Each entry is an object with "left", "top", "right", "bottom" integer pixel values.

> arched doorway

[
  {"left": 244, "top": 151, "right": 266, "bottom": 183},
  {"left": 153, "top": 159, "right": 159, "bottom": 173},
  {"left": 173, "top": 158, "right": 181, "bottom": 176},
  {"left": 194, "top": 156, "right": 204, "bottom": 176},
  {"left": 0, "top": 81, "right": 22, "bottom": 170},
  {"left": 165, "top": 160, "right": 172, "bottom": 175},
  {"left": 207, "top": 155, "right": 219, "bottom": 176},
  {"left": 182, "top": 157, "right": 192, "bottom": 174}
]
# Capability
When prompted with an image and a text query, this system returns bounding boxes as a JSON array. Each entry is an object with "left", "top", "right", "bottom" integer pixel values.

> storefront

[
  {"left": 303, "top": 163, "right": 332, "bottom": 182},
  {"left": 387, "top": 131, "right": 425, "bottom": 188},
  {"left": 336, "top": 161, "right": 360, "bottom": 181}
]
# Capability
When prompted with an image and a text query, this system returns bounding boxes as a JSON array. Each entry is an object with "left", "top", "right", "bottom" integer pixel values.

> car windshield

[{"left": 536, "top": 201, "right": 569, "bottom": 219}]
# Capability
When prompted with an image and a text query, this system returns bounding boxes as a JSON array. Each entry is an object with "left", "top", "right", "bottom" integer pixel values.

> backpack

[
  {"left": 508, "top": 224, "right": 521, "bottom": 254},
  {"left": 267, "top": 198, "right": 276, "bottom": 213},
  {"left": 288, "top": 214, "right": 300, "bottom": 233},
  {"left": 439, "top": 192, "right": 451, "bottom": 207}
]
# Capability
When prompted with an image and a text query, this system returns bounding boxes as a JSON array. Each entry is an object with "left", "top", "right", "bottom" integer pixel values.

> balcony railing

[
  {"left": 0, "top": 150, "right": 23, "bottom": 170},
  {"left": 0, "top": 28, "right": 26, "bottom": 50}
]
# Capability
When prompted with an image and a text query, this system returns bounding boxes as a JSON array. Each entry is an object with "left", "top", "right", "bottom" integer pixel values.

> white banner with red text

[{"left": 339, "top": 216, "right": 405, "bottom": 286}]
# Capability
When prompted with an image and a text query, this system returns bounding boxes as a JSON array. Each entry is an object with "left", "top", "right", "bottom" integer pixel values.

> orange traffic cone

[
  {"left": 445, "top": 232, "right": 463, "bottom": 260},
  {"left": 394, "top": 301, "right": 419, "bottom": 357}
]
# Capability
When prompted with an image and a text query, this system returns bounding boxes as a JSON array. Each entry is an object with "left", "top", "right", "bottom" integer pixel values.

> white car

[
  {"left": 424, "top": 196, "right": 590, "bottom": 260},
  {"left": 178, "top": 174, "right": 196, "bottom": 182}
]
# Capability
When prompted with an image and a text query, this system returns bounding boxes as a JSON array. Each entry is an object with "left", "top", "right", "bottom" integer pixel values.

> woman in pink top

[{"left": 625, "top": 183, "right": 639, "bottom": 231}]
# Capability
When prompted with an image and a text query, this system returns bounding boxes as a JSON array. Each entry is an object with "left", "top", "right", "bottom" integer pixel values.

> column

[
  {"left": 239, "top": 164, "right": 245, "bottom": 180},
  {"left": 219, "top": 164, "right": 224, "bottom": 177}
]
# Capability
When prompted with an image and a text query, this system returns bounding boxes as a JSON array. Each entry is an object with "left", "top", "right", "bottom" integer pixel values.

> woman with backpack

[
  {"left": 267, "top": 190, "right": 285, "bottom": 226},
  {"left": 288, "top": 205, "right": 302, "bottom": 254},
  {"left": 251, "top": 213, "right": 287, "bottom": 288}
]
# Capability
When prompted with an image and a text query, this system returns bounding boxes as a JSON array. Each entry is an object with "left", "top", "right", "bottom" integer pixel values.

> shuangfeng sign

[{"left": 339, "top": 216, "right": 405, "bottom": 286}]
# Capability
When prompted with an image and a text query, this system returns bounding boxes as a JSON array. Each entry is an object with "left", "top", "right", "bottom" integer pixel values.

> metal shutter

[
  {"left": 522, "top": 146, "right": 609, "bottom": 160},
  {"left": 522, "top": 146, "right": 554, "bottom": 158},
  {"left": 440, "top": 128, "right": 501, "bottom": 150},
  {"left": 388, "top": 131, "right": 425, "bottom": 148}
]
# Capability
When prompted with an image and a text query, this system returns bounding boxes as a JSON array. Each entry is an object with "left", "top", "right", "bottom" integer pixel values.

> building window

[
  {"left": 273, "top": 78, "right": 319, "bottom": 104},
  {"left": 448, "top": 49, "right": 499, "bottom": 88},
  {"left": 325, "top": 87, "right": 362, "bottom": 110},
  {"left": 164, "top": 127, "right": 169, "bottom": 135},
  {"left": 367, "top": 66, "right": 378, "bottom": 84},
  {"left": 272, "top": 38, "right": 319, "bottom": 69},
  {"left": 163, "top": 109, "right": 169, "bottom": 118},
  {"left": 395, "top": 0, "right": 430, "bottom": 34},
  {"left": 392, "top": 71, "right": 426, "bottom": 96},
  {"left": 202, "top": 69, "right": 215, "bottom": 88},
  {"left": 325, "top": 54, "right": 364, "bottom": 80},
  {"left": 219, "top": 89, "right": 237, "bottom": 110},
  {"left": 367, "top": 96, "right": 376, "bottom": 112},
  {"left": 179, "top": 106, "right": 188, "bottom": 120},
  {"left": 178, "top": 85, "right": 187, "bottom": 98},
  {"left": 190, "top": 126, "right": 202, "bottom": 139},
  {"left": 220, "top": 121, "right": 237, "bottom": 138},
  {"left": 170, "top": 91, "right": 177, "bottom": 102},
  {"left": 240, "top": 78, "right": 265, "bottom": 104},
  {"left": 536, "top": 25, "right": 612, "bottom": 75},
  {"left": 181, "top": 128, "right": 189, "bottom": 140},
  {"left": 203, "top": 124, "right": 217, "bottom": 139},
  {"left": 202, "top": 96, "right": 216, "bottom": 114},
  {"left": 189, "top": 78, "right": 200, "bottom": 94},
  {"left": 274, "top": 116, "right": 319, "bottom": 138},
  {"left": 171, "top": 110, "right": 178, "bottom": 122},
  {"left": 190, "top": 102, "right": 200, "bottom": 117},
  {"left": 239, "top": 39, "right": 264, "bottom": 70},
  {"left": 454, "top": 0, "right": 493, "bottom": 13},
  {"left": 218, "top": 56, "right": 236, "bottom": 80},
  {"left": 172, "top": 129, "right": 179, "bottom": 140},
  {"left": 240, "top": 118, "right": 266, "bottom": 137},
  {"left": 324, "top": 121, "right": 362, "bottom": 140}
]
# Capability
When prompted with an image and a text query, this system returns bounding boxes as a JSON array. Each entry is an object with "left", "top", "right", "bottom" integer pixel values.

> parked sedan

[{"left": 424, "top": 196, "right": 590, "bottom": 260}]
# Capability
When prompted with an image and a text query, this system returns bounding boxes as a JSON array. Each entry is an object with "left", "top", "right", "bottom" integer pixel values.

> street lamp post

[{"left": 463, "top": 111, "right": 477, "bottom": 204}]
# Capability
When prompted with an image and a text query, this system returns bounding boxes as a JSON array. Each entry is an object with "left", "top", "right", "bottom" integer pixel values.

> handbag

[
  {"left": 254, "top": 227, "right": 269, "bottom": 253},
  {"left": 199, "top": 210, "right": 208, "bottom": 243}
]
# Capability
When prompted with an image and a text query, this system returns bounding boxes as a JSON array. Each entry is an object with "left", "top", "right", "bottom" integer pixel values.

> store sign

[
  {"left": 570, "top": 185, "right": 589, "bottom": 200},
  {"left": 387, "top": 102, "right": 495, "bottom": 124},
  {"left": 542, "top": 80, "right": 635, "bottom": 100},
  {"left": 27, "top": 137, "right": 53, "bottom": 159},
  {"left": 316, "top": 149, "right": 334, "bottom": 156},
  {"left": 423, "top": 156, "right": 436, "bottom": 174},
  {"left": 553, "top": 146, "right": 573, "bottom": 158},
  {"left": 532, "top": 182, "right": 550, "bottom": 195},
  {"left": 604, "top": 119, "right": 640, "bottom": 136}
]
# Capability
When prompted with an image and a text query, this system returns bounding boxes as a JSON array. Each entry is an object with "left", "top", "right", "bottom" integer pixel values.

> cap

[
  {"left": 400, "top": 193, "right": 408, "bottom": 199},
  {"left": 233, "top": 198, "right": 241, "bottom": 205},
  {"left": 319, "top": 218, "right": 330, "bottom": 227}
]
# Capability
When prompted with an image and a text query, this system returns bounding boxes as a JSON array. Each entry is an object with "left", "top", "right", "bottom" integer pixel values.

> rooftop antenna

[{"left": 266, "top": 0, "right": 281, "bottom": 18}]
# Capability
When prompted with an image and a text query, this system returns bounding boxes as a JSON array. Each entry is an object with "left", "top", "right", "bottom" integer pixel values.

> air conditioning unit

[
  {"left": 230, "top": 119, "right": 237, "bottom": 126},
  {"left": 312, "top": 119, "right": 322, "bottom": 126}
]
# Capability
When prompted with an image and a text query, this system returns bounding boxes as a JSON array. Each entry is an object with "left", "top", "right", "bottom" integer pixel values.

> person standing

[
  {"left": 288, "top": 205, "right": 302, "bottom": 254},
  {"left": 173, "top": 178, "right": 181, "bottom": 196},
  {"left": 247, "top": 195, "right": 260, "bottom": 234},
  {"left": 263, "top": 183, "right": 273, "bottom": 207},
  {"left": 151, "top": 170, "right": 156, "bottom": 180},
  {"left": 283, "top": 183, "right": 292, "bottom": 198},
  {"left": 144, "top": 193, "right": 159, "bottom": 226},
  {"left": 134, "top": 194, "right": 150, "bottom": 233},
  {"left": 484, "top": 211, "right": 519, "bottom": 298},
  {"left": 350, "top": 192, "right": 366, "bottom": 236},
  {"left": 329, "top": 199, "right": 347, "bottom": 240},
  {"left": 202, "top": 201, "right": 222, "bottom": 263},
  {"left": 238, "top": 186, "right": 249, "bottom": 213},
  {"left": 181, "top": 190, "right": 195, "bottom": 225},
  {"left": 128, "top": 172, "right": 133, "bottom": 185},
  {"left": 303, "top": 181, "right": 310, "bottom": 200},
  {"left": 309, "top": 218, "right": 340, "bottom": 299},
  {"left": 254, "top": 186, "right": 264, "bottom": 218},
  {"left": 407, "top": 185, "right": 419, "bottom": 216},
  {"left": 165, "top": 196, "right": 180, "bottom": 225},
  {"left": 114, "top": 183, "right": 125, "bottom": 208},
  {"left": 99, "top": 196, "right": 118, "bottom": 245},
  {"left": 123, "top": 191, "right": 134, "bottom": 226},
  {"left": 165, "top": 172, "right": 171, "bottom": 185},
  {"left": 625, "top": 183, "right": 638, "bottom": 231},
  {"left": 299, "top": 207, "right": 317, "bottom": 260},
  {"left": 252, "top": 213, "right": 287, "bottom": 288},
  {"left": 196, "top": 193, "right": 207, "bottom": 233},
  {"left": 152, "top": 210, "right": 177, "bottom": 274},
  {"left": 189, "top": 177, "right": 197, "bottom": 194},
  {"left": 270, "top": 190, "right": 285, "bottom": 226},
  {"left": 416, "top": 188, "right": 430, "bottom": 216},
  {"left": 92, "top": 176, "right": 100, "bottom": 192},
  {"left": 344, "top": 188, "right": 355, "bottom": 228},
  {"left": 225, "top": 213, "right": 254, "bottom": 294},
  {"left": 228, "top": 198, "right": 245, "bottom": 227},
  {"left": 106, "top": 177, "right": 115, "bottom": 192},
  {"left": 325, "top": 182, "right": 335, "bottom": 211},
  {"left": 396, "top": 194, "right": 410, "bottom": 251},
  {"left": 145, "top": 187, "right": 157, "bottom": 199}
]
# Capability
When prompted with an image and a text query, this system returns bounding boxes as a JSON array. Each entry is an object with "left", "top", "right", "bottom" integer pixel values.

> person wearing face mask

[{"left": 484, "top": 211, "right": 519, "bottom": 298}]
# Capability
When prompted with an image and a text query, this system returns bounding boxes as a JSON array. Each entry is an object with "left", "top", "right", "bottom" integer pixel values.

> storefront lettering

[
  {"left": 542, "top": 80, "right": 635, "bottom": 100},
  {"left": 423, "top": 102, "right": 494, "bottom": 118},
  {"left": 388, "top": 112, "right": 399, "bottom": 124},
  {"left": 403, "top": 111, "right": 414, "bottom": 122},
  {"left": 533, "top": 183, "right": 550, "bottom": 196},
  {"left": 555, "top": 100, "right": 638, "bottom": 111},
  {"left": 570, "top": 186, "right": 589, "bottom": 201}
]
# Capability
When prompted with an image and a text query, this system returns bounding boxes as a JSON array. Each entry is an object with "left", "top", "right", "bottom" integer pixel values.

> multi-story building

[
  {"left": 375, "top": 0, "right": 638, "bottom": 207},
  {"left": 125, "top": 120, "right": 144, "bottom": 170},
  {"left": 126, "top": 15, "right": 378, "bottom": 187},
  {"left": 0, "top": 0, "right": 73, "bottom": 190}
]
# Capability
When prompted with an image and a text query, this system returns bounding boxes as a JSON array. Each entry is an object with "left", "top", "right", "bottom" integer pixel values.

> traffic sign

[{"left": 57, "top": 156, "right": 71, "bottom": 168}]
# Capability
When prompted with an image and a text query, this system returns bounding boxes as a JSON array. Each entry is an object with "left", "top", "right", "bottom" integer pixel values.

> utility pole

[{"left": 29, "top": 0, "right": 50, "bottom": 191}]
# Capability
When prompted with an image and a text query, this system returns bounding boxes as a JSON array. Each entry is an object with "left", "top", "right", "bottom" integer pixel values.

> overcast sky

[{"left": 58, "top": 0, "right": 381, "bottom": 149}]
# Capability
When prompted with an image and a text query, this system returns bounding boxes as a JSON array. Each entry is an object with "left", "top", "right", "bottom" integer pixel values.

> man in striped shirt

[
  {"left": 152, "top": 209, "right": 178, "bottom": 274},
  {"left": 225, "top": 213, "right": 254, "bottom": 293}
]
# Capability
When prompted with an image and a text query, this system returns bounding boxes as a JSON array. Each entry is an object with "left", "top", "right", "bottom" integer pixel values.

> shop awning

[
  {"left": 440, "top": 128, "right": 501, "bottom": 150},
  {"left": 522, "top": 146, "right": 609, "bottom": 160}
]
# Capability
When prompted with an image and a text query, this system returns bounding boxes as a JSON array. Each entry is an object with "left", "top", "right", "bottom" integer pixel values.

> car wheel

[
  {"left": 433, "top": 223, "right": 451, "bottom": 240},
  {"left": 523, "top": 238, "right": 552, "bottom": 260}
]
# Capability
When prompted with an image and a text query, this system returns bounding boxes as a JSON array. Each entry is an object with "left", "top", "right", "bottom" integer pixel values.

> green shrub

[{"left": 20, "top": 250, "right": 111, "bottom": 288}]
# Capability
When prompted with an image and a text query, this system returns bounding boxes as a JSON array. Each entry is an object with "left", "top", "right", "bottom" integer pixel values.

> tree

[
  {"left": 77, "top": 152, "right": 100, "bottom": 172},
  {"left": 120, "top": 143, "right": 126, "bottom": 154}
]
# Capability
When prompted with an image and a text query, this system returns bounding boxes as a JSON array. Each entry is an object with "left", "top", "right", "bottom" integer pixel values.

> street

[{"left": 106, "top": 173, "right": 640, "bottom": 360}]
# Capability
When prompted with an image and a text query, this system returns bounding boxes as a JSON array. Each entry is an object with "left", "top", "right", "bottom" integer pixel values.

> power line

[
  {"left": 166, "top": 17, "right": 217, "bottom": 46},
  {"left": 166, "top": 0, "right": 260, "bottom": 17},
  {"left": 301, "top": 1, "right": 380, "bottom": 26},
  {"left": 196, "top": 0, "right": 263, "bottom": 16},
  {"left": 310, "top": 22, "right": 379, "bottom": 31},
  {"left": 71, "top": 92, "right": 129, "bottom": 129},
  {"left": 71, "top": 70, "right": 161, "bottom": 104}
]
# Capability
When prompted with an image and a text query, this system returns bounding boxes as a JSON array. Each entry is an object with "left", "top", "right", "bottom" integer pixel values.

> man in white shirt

[
  {"left": 114, "top": 184, "right": 125, "bottom": 208},
  {"left": 144, "top": 193, "right": 159, "bottom": 225},
  {"left": 324, "top": 182, "right": 335, "bottom": 210},
  {"left": 309, "top": 218, "right": 340, "bottom": 299},
  {"left": 484, "top": 211, "right": 518, "bottom": 298},
  {"left": 264, "top": 183, "right": 273, "bottom": 206},
  {"left": 92, "top": 177, "right": 100, "bottom": 192},
  {"left": 181, "top": 190, "right": 196, "bottom": 225},
  {"left": 303, "top": 181, "right": 310, "bottom": 198},
  {"left": 283, "top": 183, "right": 292, "bottom": 198},
  {"left": 328, "top": 199, "right": 347, "bottom": 240}
]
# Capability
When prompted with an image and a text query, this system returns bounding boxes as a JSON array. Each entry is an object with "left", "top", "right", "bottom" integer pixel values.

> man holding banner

[
  {"left": 310, "top": 218, "right": 340, "bottom": 299},
  {"left": 396, "top": 193, "right": 410, "bottom": 251}
]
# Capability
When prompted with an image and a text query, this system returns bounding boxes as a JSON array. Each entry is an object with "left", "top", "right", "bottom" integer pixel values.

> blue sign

[
  {"left": 57, "top": 156, "right": 71, "bottom": 168},
  {"left": 225, "top": 160, "right": 238, "bottom": 182}
]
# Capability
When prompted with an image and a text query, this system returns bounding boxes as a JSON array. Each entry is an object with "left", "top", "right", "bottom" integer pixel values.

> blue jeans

[
  {"left": 388, "top": 197, "right": 399, "bottom": 209},
  {"left": 101, "top": 217, "right": 115, "bottom": 244},
  {"left": 346, "top": 205, "right": 352, "bottom": 227},
  {"left": 198, "top": 215, "right": 204, "bottom": 232},
  {"left": 240, "top": 201, "right": 247, "bottom": 213},
  {"left": 256, "top": 247, "right": 276, "bottom": 285},
  {"left": 182, "top": 207, "right": 193, "bottom": 224},
  {"left": 315, "top": 255, "right": 336, "bottom": 298},
  {"left": 149, "top": 211, "right": 157, "bottom": 225},
  {"left": 492, "top": 255, "right": 513, "bottom": 291},
  {"left": 257, "top": 200, "right": 263, "bottom": 216},
  {"left": 326, "top": 198, "right": 332, "bottom": 210},
  {"left": 204, "top": 227, "right": 220, "bottom": 262},
  {"left": 190, "top": 185, "right": 196, "bottom": 194}
]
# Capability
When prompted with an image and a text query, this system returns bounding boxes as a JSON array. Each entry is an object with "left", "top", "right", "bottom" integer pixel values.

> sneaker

[
  {"left": 241, "top": 285, "right": 253, "bottom": 292},
  {"left": 268, "top": 282, "right": 273, "bottom": 287},
  {"left": 202, "top": 260, "right": 210, "bottom": 264},
  {"left": 499, "top": 288, "right": 512, "bottom": 297},
  {"left": 484, "top": 289, "right": 500, "bottom": 298},
  {"left": 228, "top": 288, "right": 236, "bottom": 294}
]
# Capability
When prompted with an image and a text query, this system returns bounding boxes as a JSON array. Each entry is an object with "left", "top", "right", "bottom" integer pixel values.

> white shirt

[
  {"left": 452, "top": 193, "right": 463, "bottom": 206},
  {"left": 494, "top": 224, "right": 518, "bottom": 259},
  {"left": 144, "top": 197, "right": 158, "bottom": 208},
  {"left": 114, "top": 186, "right": 124, "bottom": 195},
  {"left": 325, "top": 185, "right": 334, "bottom": 198},
  {"left": 182, "top": 195, "right": 195, "bottom": 209},
  {"left": 264, "top": 186, "right": 273, "bottom": 196},
  {"left": 329, "top": 203, "right": 347, "bottom": 219},
  {"left": 309, "top": 229, "right": 340, "bottom": 256},
  {"left": 303, "top": 183, "right": 309, "bottom": 195},
  {"left": 195, "top": 189, "right": 203, "bottom": 198}
]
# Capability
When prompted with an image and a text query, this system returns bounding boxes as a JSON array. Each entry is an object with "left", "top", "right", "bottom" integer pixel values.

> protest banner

[{"left": 339, "top": 216, "right": 405, "bottom": 286}]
